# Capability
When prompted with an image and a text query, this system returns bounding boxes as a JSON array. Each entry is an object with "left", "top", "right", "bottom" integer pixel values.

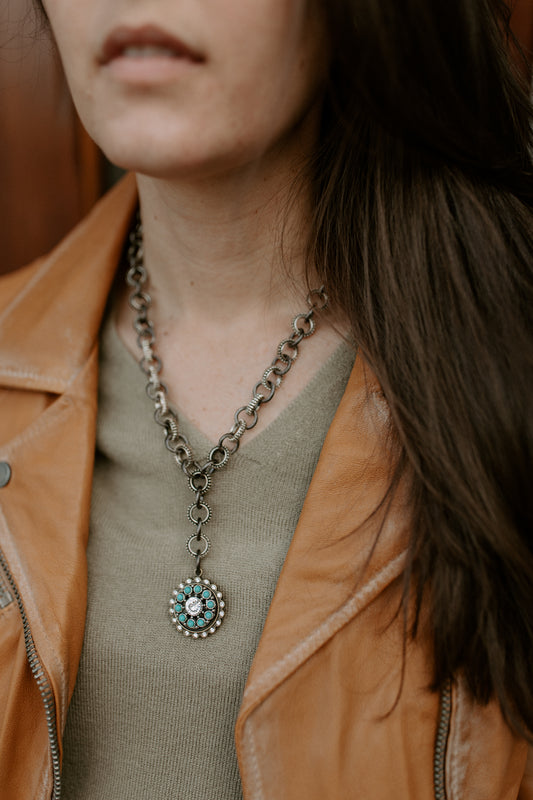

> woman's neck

[
  {"left": 114, "top": 159, "right": 348, "bottom": 444},
  {"left": 135, "top": 156, "right": 314, "bottom": 328}
]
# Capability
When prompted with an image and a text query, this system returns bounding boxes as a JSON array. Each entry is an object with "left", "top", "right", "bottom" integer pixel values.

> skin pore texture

[{"left": 41, "top": 0, "right": 346, "bottom": 442}]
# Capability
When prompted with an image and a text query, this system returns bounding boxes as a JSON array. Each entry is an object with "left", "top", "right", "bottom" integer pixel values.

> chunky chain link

[{"left": 126, "top": 216, "right": 328, "bottom": 574}]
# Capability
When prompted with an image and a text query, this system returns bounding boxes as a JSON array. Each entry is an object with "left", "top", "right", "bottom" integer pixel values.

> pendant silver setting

[{"left": 169, "top": 577, "right": 225, "bottom": 638}]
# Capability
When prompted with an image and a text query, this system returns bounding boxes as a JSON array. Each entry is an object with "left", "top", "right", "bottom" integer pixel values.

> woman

[{"left": 0, "top": 0, "right": 531, "bottom": 798}]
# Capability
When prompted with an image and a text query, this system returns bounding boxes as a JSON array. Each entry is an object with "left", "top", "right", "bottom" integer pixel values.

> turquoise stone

[
  {"left": 205, "top": 611, "right": 213, "bottom": 621},
  {"left": 177, "top": 593, "right": 185, "bottom": 602},
  {"left": 197, "top": 618, "right": 205, "bottom": 627},
  {"left": 187, "top": 619, "right": 196, "bottom": 629},
  {"left": 194, "top": 585, "right": 202, "bottom": 594},
  {"left": 174, "top": 604, "right": 183, "bottom": 613},
  {"left": 184, "top": 586, "right": 192, "bottom": 595},
  {"left": 178, "top": 614, "right": 187, "bottom": 623},
  {"left": 206, "top": 600, "right": 215, "bottom": 609},
  {"left": 202, "top": 590, "right": 211, "bottom": 599}
]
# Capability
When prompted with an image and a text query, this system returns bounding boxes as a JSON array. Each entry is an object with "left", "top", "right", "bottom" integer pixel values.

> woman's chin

[
  {"left": 97, "top": 142, "right": 197, "bottom": 178},
  {"left": 98, "top": 140, "right": 269, "bottom": 184}
]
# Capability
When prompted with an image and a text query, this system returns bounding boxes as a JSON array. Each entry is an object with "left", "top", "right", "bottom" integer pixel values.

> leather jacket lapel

[
  {"left": 0, "top": 174, "right": 137, "bottom": 394},
  {"left": 235, "top": 354, "right": 410, "bottom": 755}
]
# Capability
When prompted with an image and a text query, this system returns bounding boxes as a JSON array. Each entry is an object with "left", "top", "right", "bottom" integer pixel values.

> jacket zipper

[
  {"left": 433, "top": 679, "right": 452, "bottom": 800},
  {"left": 0, "top": 547, "right": 62, "bottom": 800}
]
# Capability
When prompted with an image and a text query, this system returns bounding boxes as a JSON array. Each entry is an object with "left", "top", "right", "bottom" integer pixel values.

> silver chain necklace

[{"left": 126, "top": 217, "right": 328, "bottom": 639}]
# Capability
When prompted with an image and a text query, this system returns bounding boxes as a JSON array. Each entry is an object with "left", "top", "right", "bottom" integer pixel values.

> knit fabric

[{"left": 61, "top": 310, "right": 355, "bottom": 799}]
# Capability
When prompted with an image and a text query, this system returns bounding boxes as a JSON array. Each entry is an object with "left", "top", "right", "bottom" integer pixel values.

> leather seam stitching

[
  {"left": 0, "top": 368, "right": 68, "bottom": 391},
  {"left": 243, "top": 549, "right": 406, "bottom": 703},
  {"left": 245, "top": 723, "right": 265, "bottom": 800},
  {"left": 0, "top": 258, "right": 50, "bottom": 326},
  {"left": 0, "top": 348, "right": 97, "bottom": 459}
]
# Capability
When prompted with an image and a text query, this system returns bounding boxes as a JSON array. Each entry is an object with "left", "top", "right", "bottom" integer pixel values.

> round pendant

[{"left": 169, "top": 577, "right": 225, "bottom": 638}]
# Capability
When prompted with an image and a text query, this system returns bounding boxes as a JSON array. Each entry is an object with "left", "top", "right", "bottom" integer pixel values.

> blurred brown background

[{"left": 1, "top": 0, "right": 532, "bottom": 276}]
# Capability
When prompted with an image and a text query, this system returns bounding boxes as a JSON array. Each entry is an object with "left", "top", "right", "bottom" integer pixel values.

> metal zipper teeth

[
  {"left": 434, "top": 679, "right": 452, "bottom": 800},
  {"left": 0, "top": 547, "right": 61, "bottom": 800}
]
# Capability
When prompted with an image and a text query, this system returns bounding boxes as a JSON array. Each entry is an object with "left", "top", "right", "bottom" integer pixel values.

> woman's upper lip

[{"left": 99, "top": 24, "right": 204, "bottom": 65}]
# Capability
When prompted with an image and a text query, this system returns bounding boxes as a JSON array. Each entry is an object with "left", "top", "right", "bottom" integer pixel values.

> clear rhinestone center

[{"left": 185, "top": 597, "right": 202, "bottom": 616}]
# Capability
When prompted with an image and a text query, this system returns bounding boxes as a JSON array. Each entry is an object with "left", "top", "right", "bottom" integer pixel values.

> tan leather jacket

[{"left": 0, "top": 176, "right": 531, "bottom": 800}]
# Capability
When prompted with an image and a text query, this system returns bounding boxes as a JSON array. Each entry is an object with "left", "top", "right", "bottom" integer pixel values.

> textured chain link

[{"left": 126, "top": 216, "right": 328, "bottom": 573}]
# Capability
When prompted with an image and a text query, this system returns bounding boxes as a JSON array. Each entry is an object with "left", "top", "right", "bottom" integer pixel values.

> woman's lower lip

[{"left": 104, "top": 54, "right": 199, "bottom": 84}]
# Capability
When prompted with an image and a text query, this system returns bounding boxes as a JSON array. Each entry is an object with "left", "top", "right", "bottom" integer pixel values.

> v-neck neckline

[{"left": 104, "top": 308, "right": 356, "bottom": 464}]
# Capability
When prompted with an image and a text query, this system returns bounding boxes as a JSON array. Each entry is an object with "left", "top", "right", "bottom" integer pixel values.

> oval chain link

[{"left": 126, "top": 217, "right": 328, "bottom": 567}]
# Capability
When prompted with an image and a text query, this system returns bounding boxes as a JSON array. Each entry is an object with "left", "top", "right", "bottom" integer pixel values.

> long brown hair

[{"left": 312, "top": 0, "right": 533, "bottom": 736}]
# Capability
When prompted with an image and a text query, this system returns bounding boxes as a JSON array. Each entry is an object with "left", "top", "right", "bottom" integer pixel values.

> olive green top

[{"left": 61, "top": 311, "right": 355, "bottom": 800}]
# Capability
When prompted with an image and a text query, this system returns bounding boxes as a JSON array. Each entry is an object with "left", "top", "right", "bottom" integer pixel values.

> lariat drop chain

[{"left": 126, "top": 216, "right": 328, "bottom": 638}]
